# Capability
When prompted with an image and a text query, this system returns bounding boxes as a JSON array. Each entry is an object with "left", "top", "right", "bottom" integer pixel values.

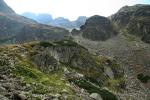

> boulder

[{"left": 90, "top": 93, "right": 103, "bottom": 100}]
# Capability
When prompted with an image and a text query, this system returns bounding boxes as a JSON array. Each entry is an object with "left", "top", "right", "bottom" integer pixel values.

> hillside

[
  {"left": 0, "top": 0, "right": 150, "bottom": 100},
  {"left": 0, "top": 0, "right": 69, "bottom": 44},
  {"left": 72, "top": 4, "right": 150, "bottom": 100},
  {"left": 0, "top": 40, "right": 124, "bottom": 100},
  {"left": 111, "top": 4, "right": 150, "bottom": 44}
]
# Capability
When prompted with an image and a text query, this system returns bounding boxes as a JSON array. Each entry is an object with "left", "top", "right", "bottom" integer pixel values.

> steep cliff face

[
  {"left": 0, "top": 40, "right": 124, "bottom": 100},
  {"left": 0, "top": 0, "right": 69, "bottom": 44}
]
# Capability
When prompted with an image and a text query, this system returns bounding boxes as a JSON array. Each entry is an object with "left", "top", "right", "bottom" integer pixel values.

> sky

[{"left": 4, "top": 0, "right": 150, "bottom": 21}]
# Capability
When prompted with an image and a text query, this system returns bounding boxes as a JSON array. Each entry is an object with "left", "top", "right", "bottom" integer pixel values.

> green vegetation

[
  {"left": 105, "top": 78, "right": 126, "bottom": 92},
  {"left": 14, "top": 63, "right": 38, "bottom": 80},
  {"left": 65, "top": 54, "right": 124, "bottom": 92},
  {"left": 68, "top": 78, "right": 117, "bottom": 100},
  {"left": 39, "top": 40, "right": 78, "bottom": 48},
  {"left": 39, "top": 41, "right": 54, "bottom": 47},
  {"left": 0, "top": 40, "right": 124, "bottom": 99},
  {"left": 13, "top": 60, "right": 74, "bottom": 95},
  {"left": 123, "top": 33, "right": 136, "bottom": 41},
  {"left": 137, "top": 73, "right": 150, "bottom": 83},
  {"left": 54, "top": 40, "right": 78, "bottom": 46}
]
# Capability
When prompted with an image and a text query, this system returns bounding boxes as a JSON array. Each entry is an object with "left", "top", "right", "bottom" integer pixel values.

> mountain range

[
  {"left": 22, "top": 12, "right": 87, "bottom": 30},
  {"left": 0, "top": 0, "right": 149, "bottom": 100},
  {"left": 0, "top": 0, "right": 69, "bottom": 44}
]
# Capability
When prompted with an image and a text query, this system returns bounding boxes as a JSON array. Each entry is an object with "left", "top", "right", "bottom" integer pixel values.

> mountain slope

[
  {"left": 111, "top": 4, "right": 150, "bottom": 44},
  {"left": 22, "top": 12, "right": 53, "bottom": 24},
  {"left": 72, "top": 4, "right": 150, "bottom": 100},
  {"left": 0, "top": 0, "right": 14, "bottom": 14},
  {"left": 0, "top": 0, "right": 69, "bottom": 44},
  {"left": 73, "top": 33, "right": 150, "bottom": 100},
  {"left": 0, "top": 40, "right": 124, "bottom": 100}
]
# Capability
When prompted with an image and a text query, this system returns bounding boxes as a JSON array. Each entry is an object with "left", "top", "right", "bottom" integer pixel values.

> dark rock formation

[{"left": 78, "top": 15, "right": 118, "bottom": 41}]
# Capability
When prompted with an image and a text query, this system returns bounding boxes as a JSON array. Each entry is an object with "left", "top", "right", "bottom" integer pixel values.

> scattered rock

[
  {"left": 0, "top": 86, "right": 6, "bottom": 93},
  {"left": 12, "top": 93, "right": 27, "bottom": 100},
  {"left": 0, "top": 94, "right": 9, "bottom": 100},
  {"left": 90, "top": 93, "right": 103, "bottom": 100}
]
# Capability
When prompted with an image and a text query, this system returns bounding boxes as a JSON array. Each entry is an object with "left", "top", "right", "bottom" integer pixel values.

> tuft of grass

[
  {"left": 137, "top": 73, "right": 150, "bottom": 83},
  {"left": 39, "top": 41, "right": 54, "bottom": 47},
  {"left": 123, "top": 33, "right": 136, "bottom": 41},
  {"left": 105, "top": 78, "right": 126, "bottom": 92}
]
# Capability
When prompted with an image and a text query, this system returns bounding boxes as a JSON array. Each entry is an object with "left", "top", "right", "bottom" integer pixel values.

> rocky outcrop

[
  {"left": 72, "top": 15, "right": 118, "bottom": 41},
  {"left": 31, "top": 53, "right": 59, "bottom": 74}
]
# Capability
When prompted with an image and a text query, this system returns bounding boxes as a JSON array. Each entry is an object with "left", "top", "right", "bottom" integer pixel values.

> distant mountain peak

[{"left": 0, "top": 0, "right": 15, "bottom": 14}]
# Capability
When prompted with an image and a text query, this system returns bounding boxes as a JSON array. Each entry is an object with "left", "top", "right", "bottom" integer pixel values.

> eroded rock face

[
  {"left": 29, "top": 41, "right": 99, "bottom": 72},
  {"left": 31, "top": 53, "right": 58, "bottom": 74}
]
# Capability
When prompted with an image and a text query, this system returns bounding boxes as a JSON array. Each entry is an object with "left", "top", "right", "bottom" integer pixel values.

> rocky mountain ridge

[{"left": 22, "top": 12, "right": 87, "bottom": 30}]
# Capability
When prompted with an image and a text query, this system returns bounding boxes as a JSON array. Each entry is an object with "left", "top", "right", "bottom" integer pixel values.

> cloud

[{"left": 4, "top": 0, "right": 150, "bottom": 20}]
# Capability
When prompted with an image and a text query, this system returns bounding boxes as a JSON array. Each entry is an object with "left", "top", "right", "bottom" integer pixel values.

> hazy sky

[{"left": 4, "top": 0, "right": 150, "bottom": 20}]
